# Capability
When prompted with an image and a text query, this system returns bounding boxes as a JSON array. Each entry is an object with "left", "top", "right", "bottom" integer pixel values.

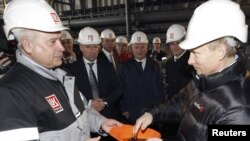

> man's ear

[
  {"left": 22, "top": 37, "right": 32, "bottom": 53},
  {"left": 217, "top": 44, "right": 227, "bottom": 60}
]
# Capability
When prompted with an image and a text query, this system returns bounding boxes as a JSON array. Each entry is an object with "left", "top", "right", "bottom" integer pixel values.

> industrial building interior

[
  {"left": 1, "top": 0, "right": 250, "bottom": 43},
  {"left": 0, "top": 0, "right": 250, "bottom": 68},
  {"left": 0, "top": 1, "right": 250, "bottom": 141}
]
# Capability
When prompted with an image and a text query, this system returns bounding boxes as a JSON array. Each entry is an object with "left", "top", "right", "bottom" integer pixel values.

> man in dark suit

[
  {"left": 163, "top": 24, "right": 193, "bottom": 139},
  {"left": 65, "top": 27, "right": 123, "bottom": 121},
  {"left": 165, "top": 24, "right": 193, "bottom": 100},
  {"left": 98, "top": 29, "right": 119, "bottom": 71},
  {"left": 119, "top": 31, "right": 165, "bottom": 124}
]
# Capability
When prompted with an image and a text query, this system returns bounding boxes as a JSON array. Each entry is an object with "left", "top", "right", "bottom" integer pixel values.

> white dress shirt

[{"left": 135, "top": 57, "right": 147, "bottom": 70}]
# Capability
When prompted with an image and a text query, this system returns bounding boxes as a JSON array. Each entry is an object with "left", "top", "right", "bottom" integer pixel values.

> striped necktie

[{"left": 88, "top": 63, "right": 99, "bottom": 99}]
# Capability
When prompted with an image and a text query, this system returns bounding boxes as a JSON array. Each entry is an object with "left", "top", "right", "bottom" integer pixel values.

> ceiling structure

[
  {"left": 0, "top": 0, "right": 250, "bottom": 68},
  {"left": 49, "top": 0, "right": 250, "bottom": 42},
  {"left": 0, "top": 0, "right": 250, "bottom": 42}
]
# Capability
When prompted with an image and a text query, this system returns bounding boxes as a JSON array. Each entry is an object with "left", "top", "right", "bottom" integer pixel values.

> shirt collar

[
  {"left": 16, "top": 49, "right": 66, "bottom": 81},
  {"left": 102, "top": 48, "right": 112, "bottom": 56},
  {"left": 135, "top": 57, "right": 146, "bottom": 63},
  {"left": 174, "top": 50, "right": 186, "bottom": 61},
  {"left": 83, "top": 57, "right": 97, "bottom": 65}
]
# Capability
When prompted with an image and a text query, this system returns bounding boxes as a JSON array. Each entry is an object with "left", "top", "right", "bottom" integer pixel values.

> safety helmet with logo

[
  {"left": 78, "top": 27, "right": 101, "bottom": 45},
  {"left": 115, "top": 36, "right": 128, "bottom": 44},
  {"left": 180, "top": 0, "right": 248, "bottom": 50},
  {"left": 166, "top": 24, "right": 186, "bottom": 44},
  {"left": 61, "top": 30, "right": 73, "bottom": 40},
  {"left": 153, "top": 37, "right": 161, "bottom": 44},
  {"left": 3, "top": 0, "right": 68, "bottom": 40},
  {"left": 100, "top": 29, "right": 116, "bottom": 39},
  {"left": 130, "top": 31, "right": 149, "bottom": 44}
]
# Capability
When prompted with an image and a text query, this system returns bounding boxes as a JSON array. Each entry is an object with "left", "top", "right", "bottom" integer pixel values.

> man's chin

[
  {"left": 54, "top": 61, "right": 63, "bottom": 67},
  {"left": 196, "top": 71, "right": 202, "bottom": 76}
]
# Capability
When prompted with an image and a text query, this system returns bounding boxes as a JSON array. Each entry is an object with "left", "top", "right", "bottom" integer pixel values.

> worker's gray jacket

[{"left": 0, "top": 52, "right": 106, "bottom": 141}]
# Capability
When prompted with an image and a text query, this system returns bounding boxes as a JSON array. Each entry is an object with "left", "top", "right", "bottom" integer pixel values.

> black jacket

[
  {"left": 119, "top": 58, "right": 165, "bottom": 123},
  {"left": 98, "top": 50, "right": 120, "bottom": 71},
  {"left": 165, "top": 51, "right": 193, "bottom": 100},
  {"left": 147, "top": 50, "right": 166, "bottom": 61},
  {"left": 65, "top": 58, "right": 123, "bottom": 120},
  {"left": 149, "top": 56, "right": 250, "bottom": 141}
]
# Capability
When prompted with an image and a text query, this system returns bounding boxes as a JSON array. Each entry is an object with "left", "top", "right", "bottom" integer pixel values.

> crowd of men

[{"left": 0, "top": 0, "right": 250, "bottom": 141}]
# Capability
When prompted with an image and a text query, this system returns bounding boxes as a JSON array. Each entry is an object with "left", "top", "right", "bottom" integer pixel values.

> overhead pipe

[
  {"left": 63, "top": 10, "right": 192, "bottom": 28},
  {"left": 136, "top": 10, "right": 194, "bottom": 24},
  {"left": 64, "top": 15, "right": 127, "bottom": 28},
  {"left": 62, "top": 6, "right": 250, "bottom": 29}
]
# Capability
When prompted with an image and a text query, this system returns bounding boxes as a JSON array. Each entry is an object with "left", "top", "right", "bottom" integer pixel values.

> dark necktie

[
  {"left": 88, "top": 63, "right": 99, "bottom": 99},
  {"left": 109, "top": 54, "right": 116, "bottom": 70},
  {"left": 137, "top": 61, "right": 143, "bottom": 71}
]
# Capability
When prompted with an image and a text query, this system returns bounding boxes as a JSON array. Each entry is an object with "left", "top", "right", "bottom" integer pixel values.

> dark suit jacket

[
  {"left": 165, "top": 51, "right": 193, "bottom": 100},
  {"left": 98, "top": 51, "right": 120, "bottom": 71},
  {"left": 65, "top": 58, "right": 123, "bottom": 120},
  {"left": 119, "top": 57, "right": 165, "bottom": 123}
]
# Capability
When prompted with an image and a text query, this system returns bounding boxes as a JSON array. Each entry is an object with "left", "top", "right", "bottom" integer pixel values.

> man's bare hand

[
  {"left": 101, "top": 119, "right": 123, "bottom": 133},
  {"left": 91, "top": 98, "right": 105, "bottom": 111}
]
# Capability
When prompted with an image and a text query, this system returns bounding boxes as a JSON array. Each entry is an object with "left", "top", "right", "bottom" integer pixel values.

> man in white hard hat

[
  {"left": 99, "top": 29, "right": 119, "bottom": 70},
  {"left": 61, "top": 30, "right": 77, "bottom": 64},
  {"left": 165, "top": 24, "right": 193, "bottom": 100},
  {"left": 161, "top": 24, "right": 193, "bottom": 139},
  {"left": 134, "top": 0, "right": 250, "bottom": 141},
  {"left": 119, "top": 31, "right": 165, "bottom": 123},
  {"left": 115, "top": 36, "right": 132, "bottom": 63},
  {"left": 0, "top": 1, "right": 122, "bottom": 141},
  {"left": 147, "top": 37, "right": 166, "bottom": 62},
  {"left": 65, "top": 27, "right": 124, "bottom": 141}
]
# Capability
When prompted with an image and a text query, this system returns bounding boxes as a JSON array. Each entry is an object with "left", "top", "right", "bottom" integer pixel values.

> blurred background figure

[
  {"left": 0, "top": 52, "right": 11, "bottom": 78},
  {"left": 115, "top": 36, "right": 132, "bottom": 63},
  {"left": 162, "top": 24, "right": 193, "bottom": 139},
  {"left": 148, "top": 37, "right": 166, "bottom": 62},
  {"left": 99, "top": 29, "right": 119, "bottom": 71},
  {"left": 61, "top": 30, "right": 77, "bottom": 64},
  {"left": 165, "top": 24, "right": 193, "bottom": 100},
  {"left": 0, "top": 27, "right": 16, "bottom": 78}
]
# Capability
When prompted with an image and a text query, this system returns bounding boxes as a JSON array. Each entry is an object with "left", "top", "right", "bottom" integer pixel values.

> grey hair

[
  {"left": 224, "top": 37, "right": 239, "bottom": 47},
  {"left": 208, "top": 37, "right": 237, "bottom": 57},
  {"left": 11, "top": 28, "right": 36, "bottom": 49}
]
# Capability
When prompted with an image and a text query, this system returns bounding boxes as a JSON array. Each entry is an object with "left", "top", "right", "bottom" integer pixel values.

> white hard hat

[
  {"left": 61, "top": 30, "right": 73, "bottom": 40},
  {"left": 166, "top": 24, "right": 186, "bottom": 44},
  {"left": 3, "top": 0, "right": 68, "bottom": 40},
  {"left": 78, "top": 27, "right": 101, "bottom": 45},
  {"left": 180, "top": 0, "right": 248, "bottom": 50},
  {"left": 100, "top": 29, "right": 116, "bottom": 39},
  {"left": 130, "top": 31, "right": 149, "bottom": 44},
  {"left": 153, "top": 37, "right": 161, "bottom": 43},
  {"left": 115, "top": 36, "right": 128, "bottom": 44}
]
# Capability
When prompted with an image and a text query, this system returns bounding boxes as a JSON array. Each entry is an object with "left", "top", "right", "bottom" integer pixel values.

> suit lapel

[{"left": 79, "top": 59, "right": 94, "bottom": 100}]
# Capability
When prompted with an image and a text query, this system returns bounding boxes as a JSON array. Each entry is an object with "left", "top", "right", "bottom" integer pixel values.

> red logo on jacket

[{"left": 45, "top": 94, "right": 64, "bottom": 113}]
